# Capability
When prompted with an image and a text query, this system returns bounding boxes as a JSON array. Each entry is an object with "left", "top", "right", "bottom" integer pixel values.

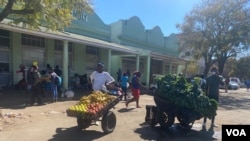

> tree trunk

[{"left": 218, "top": 58, "right": 227, "bottom": 75}]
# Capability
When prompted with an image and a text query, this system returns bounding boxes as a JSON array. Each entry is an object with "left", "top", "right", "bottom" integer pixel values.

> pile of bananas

[{"left": 66, "top": 91, "right": 117, "bottom": 118}]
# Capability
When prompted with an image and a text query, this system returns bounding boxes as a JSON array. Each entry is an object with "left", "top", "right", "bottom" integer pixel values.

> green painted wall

[
  {"left": 121, "top": 17, "right": 146, "bottom": 41},
  {"left": 2, "top": 9, "right": 186, "bottom": 88},
  {"left": 65, "top": 12, "right": 111, "bottom": 41},
  {"left": 145, "top": 26, "right": 164, "bottom": 46},
  {"left": 110, "top": 21, "right": 123, "bottom": 43},
  {"left": 110, "top": 55, "right": 122, "bottom": 78},
  {"left": 11, "top": 32, "right": 22, "bottom": 84},
  {"left": 110, "top": 16, "right": 180, "bottom": 57},
  {"left": 73, "top": 43, "right": 86, "bottom": 75},
  {"left": 46, "top": 39, "right": 54, "bottom": 66},
  {"left": 164, "top": 34, "right": 179, "bottom": 57}
]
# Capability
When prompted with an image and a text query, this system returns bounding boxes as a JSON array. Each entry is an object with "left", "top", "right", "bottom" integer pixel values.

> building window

[
  {"left": 54, "top": 40, "right": 73, "bottom": 52},
  {"left": 54, "top": 40, "right": 73, "bottom": 68},
  {"left": 0, "top": 29, "right": 10, "bottom": 72},
  {"left": 151, "top": 60, "right": 162, "bottom": 74},
  {"left": 21, "top": 34, "right": 45, "bottom": 48},
  {"left": 172, "top": 65, "right": 177, "bottom": 74},
  {"left": 0, "top": 50, "right": 9, "bottom": 72},
  {"left": 165, "top": 64, "right": 170, "bottom": 74},
  {"left": 165, "top": 64, "right": 177, "bottom": 74},
  {"left": 22, "top": 48, "right": 45, "bottom": 69},
  {"left": 0, "top": 29, "right": 10, "bottom": 47},
  {"left": 86, "top": 45, "right": 99, "bottom": 55}
]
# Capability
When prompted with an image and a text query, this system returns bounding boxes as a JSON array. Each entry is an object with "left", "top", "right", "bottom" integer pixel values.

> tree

[
  {"left": 177, "top": 0, "right": 250, "bottom": 77},
  {"left": 0, "top": 0, "right": 93, "bottom": 31},
  {"left": 234, "top": 57, "right": 250, "bottom": 79},
  {"left": 221, "top": 58, "right": 237, "bottom": 77}
]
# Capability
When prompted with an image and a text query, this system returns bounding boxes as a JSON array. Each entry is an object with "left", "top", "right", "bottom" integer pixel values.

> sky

[{"left": 92, "top": 0, "right": 201, "bottom": 36}]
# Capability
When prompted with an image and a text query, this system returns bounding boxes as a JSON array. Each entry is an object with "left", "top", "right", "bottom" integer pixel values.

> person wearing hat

[
  {"left": 27, "top": 64, "right": 43, "bottom": 105},
  {"left": 89, "top": 62, "right": 115, "bottom": 91},
  {"left": 202, "top": 66, "right": 224, "bottom": 130}
]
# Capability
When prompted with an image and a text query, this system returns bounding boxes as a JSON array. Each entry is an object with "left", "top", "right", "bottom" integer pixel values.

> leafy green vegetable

[{"left": 156, "top": 74, "right": 218, "bottom": 118}]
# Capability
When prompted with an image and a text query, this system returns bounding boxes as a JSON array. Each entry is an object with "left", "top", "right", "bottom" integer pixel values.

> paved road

[
  {"left": 0, "top": 88, "right": 250, "bottom": 141},
  {"left": 52, "top": 89, "right": 250, "bottom": 141}
]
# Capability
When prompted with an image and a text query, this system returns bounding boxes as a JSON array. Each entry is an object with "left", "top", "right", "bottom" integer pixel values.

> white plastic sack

[
  {"left": 126, "top": 82, "right": 130, "bottom": 88},
  {"left": 64, "top": 90, "right": 74, "bottom": 98},
  {"left": 27, "top": 85, "right": 32, "bottom": 90},
  {"left": 127, "top": 91, "right": 133, "bottom": 99}
]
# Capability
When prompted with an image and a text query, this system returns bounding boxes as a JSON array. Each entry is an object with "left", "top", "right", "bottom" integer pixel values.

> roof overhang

[
  {"left": 0, "top": 19, "right": 140, "bottom": 55},
  {"left": 0, "top": 19, "right": 189, "bottom": 65},
  {"left": 151, "top": 52, "right": 189, "bottom": 65}
]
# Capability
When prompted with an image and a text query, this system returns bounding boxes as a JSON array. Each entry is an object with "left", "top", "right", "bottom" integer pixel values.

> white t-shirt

[{"left": 90, "top": 71, "right": 115, "bottom": 91}]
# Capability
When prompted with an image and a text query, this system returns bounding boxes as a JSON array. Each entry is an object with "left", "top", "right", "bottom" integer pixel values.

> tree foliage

[
  {"left": 233, "top": 57, "right": 250, "bottom": 79},
  {"left": 177, "top": 0, "right": 250, "bottom": 76},
  {"left": 0, "top": 0, "right": 93, "bottom": 31},
  {"left": 221, "top": 58, "right": 237, "bottom": 77}
]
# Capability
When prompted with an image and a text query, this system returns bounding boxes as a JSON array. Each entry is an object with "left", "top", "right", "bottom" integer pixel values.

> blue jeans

[{"left": 51, "top": 83, "right": 58, "bottom": 101}]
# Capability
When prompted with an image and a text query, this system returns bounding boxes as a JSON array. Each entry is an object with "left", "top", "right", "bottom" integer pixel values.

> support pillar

[
  {"left": 107, "top": 49, "right": 112, "bottom": 73},
  {"left": 63, "top": 40, "right": 69, "bottom": 90}
]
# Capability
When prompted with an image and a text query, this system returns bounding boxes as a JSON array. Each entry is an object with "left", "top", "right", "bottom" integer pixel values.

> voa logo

[{"left": 226, "top": 129, "right": 246, "bottom": 136}]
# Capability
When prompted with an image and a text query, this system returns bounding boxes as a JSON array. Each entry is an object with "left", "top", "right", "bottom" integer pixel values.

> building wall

[
  {"left": 46, "top": 39, "right": 55, "bottom": 67},
  {"left": 73, "top": 43, "right": 86, "bottom": 75},
  {"left": 145, "top": 26, "right": 164, "bottom": 47},
  {"left": 1, "top": 10, "right": 186, "bottom": 87},
  {"left": 110, "top": 16, "right": 179, "bottom": 57},
  {"left": 164, "top": 35, "right": 179, "bottom": 57},
  {"left": 110, "top": 55, "right": 122, "bottom": 79},
  {"left": 65, "top": 12, "right": 111, "bottom": 41}
]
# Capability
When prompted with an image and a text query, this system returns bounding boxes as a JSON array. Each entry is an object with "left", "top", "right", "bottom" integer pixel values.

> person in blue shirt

[{"left": 120, "top": 72, "right": 129, "bottom": 101}]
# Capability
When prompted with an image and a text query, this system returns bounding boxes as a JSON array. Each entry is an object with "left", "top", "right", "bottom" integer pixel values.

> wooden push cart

[
  {"left": 67, "top": 95, "right": 122, "bottom": 134},
  {"left": 147, "top": 94, "right": 203, "bottom": 130}
]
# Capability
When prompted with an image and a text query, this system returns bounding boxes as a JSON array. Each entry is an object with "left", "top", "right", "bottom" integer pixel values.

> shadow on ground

[
  {"left": 0, "top": 88, "right": 91, "bottom": 109},
  {"left": 134, "top": 123, "right": 218, "bottom": 141},
  {"left": 219, "top": 93, "right": 250, "bottom": 110},
  {"left": 48, "top": 126, "right": 107, "bottom": 141}
]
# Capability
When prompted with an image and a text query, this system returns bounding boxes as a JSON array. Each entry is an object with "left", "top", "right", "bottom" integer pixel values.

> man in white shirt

[{"left": 90, "top": 63, "right": 115, "bottom": 91}]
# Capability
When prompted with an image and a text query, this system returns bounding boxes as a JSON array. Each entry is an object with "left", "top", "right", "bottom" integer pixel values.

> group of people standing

[
  {"left": 16, "top": 62, "right": 63, "bottom": 105},
  {"left": 16, "top": 61, "right": 147, "bottom": 108}
]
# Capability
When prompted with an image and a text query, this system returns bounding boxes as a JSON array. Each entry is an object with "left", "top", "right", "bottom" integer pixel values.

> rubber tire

[
  {"left": 176, "top": 116, "right": 193, "bottom": 129},
  {"left": 101, "top": 111, "right": 116, "bottom": 134},
  {"left": 157, "top": 110, "right": 175, "bottom": 130},
  {"left": 77, "top": 117, "right": 91, "bottom": 130}
]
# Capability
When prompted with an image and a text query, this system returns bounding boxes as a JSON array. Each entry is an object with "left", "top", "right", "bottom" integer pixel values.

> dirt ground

[{"left": 0, "top": 88, "right": 250, "bottom": 141}]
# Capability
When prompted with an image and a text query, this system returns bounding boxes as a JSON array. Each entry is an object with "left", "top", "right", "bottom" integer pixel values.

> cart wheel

[
  {"left": 157, "top": 110, "right": 175, "bottom": 130},
  {"left": 101, "top": 111, "right": 116, "bottom": 134},
  {"left": 77, "top": 117, "right": 91, "bottom": 130},
  {"left": 177, "top": 116, "right": 194, "bottom": 129}
]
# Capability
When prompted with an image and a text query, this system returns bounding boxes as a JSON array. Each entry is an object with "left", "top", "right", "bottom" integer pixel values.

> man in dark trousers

[
  {"left": 27, "top": 65, "right": 43, "bottom": 105},
  {"left": 202, "top": 66, "right": 223, "bottom": 130}
]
